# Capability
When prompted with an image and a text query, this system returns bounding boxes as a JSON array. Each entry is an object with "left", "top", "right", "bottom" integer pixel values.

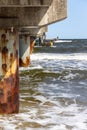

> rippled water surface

[{"left": 0, "top": 39, "right": 87, "bottom": 130}]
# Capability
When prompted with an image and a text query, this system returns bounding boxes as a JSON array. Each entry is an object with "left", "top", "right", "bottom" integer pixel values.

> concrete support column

[
  {"left": 19, "top": 33, "right": 30, "bottom": 67},
  {"left": 0, "top": 29, "right": 19, "bottom": 114}
]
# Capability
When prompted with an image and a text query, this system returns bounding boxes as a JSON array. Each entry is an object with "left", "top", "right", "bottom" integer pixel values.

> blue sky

[{"left": 46, "top": 0, "right": 87, "bottom": 39}]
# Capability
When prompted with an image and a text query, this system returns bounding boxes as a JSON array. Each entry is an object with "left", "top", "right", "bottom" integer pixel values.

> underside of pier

[{"left": 0, "top": 0, "right": 67, "bottom": 113}]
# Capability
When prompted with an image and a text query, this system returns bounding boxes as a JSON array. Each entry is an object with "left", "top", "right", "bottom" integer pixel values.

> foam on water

[
  {"left": 31, "top": 53, "right": 87, "bottom": 61},
  {"left": 22, "top": 83, "right": 87, "bottom": 129},
  {"left": 19, "top": 65, "right": 43, "bottom": 71},
  {"left": 0, "top": 42, "right": 87, "bottom": 129},
  {"left": 0, "top": 89, "right": 87, "bottom": 130}
]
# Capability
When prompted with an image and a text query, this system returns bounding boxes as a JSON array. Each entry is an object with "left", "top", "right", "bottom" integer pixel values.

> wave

[
  {"left": 31, "top": 53, "right": 87, "bottom": 61},
  {"left": 20, "top": 67, "right": 87, "bottom": 83}
]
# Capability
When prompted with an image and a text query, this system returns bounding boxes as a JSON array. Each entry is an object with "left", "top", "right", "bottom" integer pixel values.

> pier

[{"left": 0, "top": 0, "right": 67, "bottom": 113}]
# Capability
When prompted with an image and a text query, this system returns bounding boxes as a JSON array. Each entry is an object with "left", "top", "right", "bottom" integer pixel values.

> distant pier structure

[{"left": 0, "top": 0, "right": 67, "bottom": 113}]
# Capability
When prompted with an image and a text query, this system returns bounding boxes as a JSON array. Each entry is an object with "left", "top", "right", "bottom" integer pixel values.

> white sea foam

[
  {"left": 19, "top": 65, "right": 43, "bottom": 71},
  {"left": 31, "top": 53, "right": 87, "bottom": 61},
  {"left": 0, "top": 96, "right": 87, "bottom": 130},
  {"left": 0, "top": 52, "right": 87, "bottom": 130}
]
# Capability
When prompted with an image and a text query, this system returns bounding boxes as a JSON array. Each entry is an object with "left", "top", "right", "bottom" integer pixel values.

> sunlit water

[{"left": 0, "top": 39, "right": 87, "bottom": 130}]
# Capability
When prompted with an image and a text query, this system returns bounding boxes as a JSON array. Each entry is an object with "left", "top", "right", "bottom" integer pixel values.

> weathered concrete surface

[
  {"left": 0, "top": 0, "right": 67, "bottom": 28},
  {"left": 20, "top": 26, "right": 48, "bottom": 36},
  {"left": 39, "top": 0, "right": 67, "bottom": 26},
  {"left": 0, "top": 0, "right": 52, "bottom": 6}
]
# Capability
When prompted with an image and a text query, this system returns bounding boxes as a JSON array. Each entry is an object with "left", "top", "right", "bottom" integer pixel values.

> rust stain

[
  {"left": 0, "top": 58, "right": 19, "bottom": 114},
  {"left": 1, "top": 34, "right": 8, "bottom": 44},
  {"left": 2, "top": 46, "right": 8, "bottom": 54},
  {"left": 13, "top": 41, "right": 16, "bottom": 50},
  {"left": 26, "top": 56, "right": 30, "bottom": 65},
  {"left": 19, "top": 56, "right": 30, "bottom": 67},
  {"left": 30, "top": 36, "right": 35, "bottom": 54},
  {"left": 2, "top": 46, "right": 8, "bottom": 63},
  {"left": 19, "top": 33, "right": 30, "bottom": 67},
  {"left": 2, "top": 64, "right": 7, "bottom": 73},
  {"left": 10, "top": 53, "right": 13, "bottom": 62},
  {"left": 0, "top": 73, "right": 19, "bottom": 114},
  {"left": 0, "top": 29, "right": 19, "bottom": 114}
]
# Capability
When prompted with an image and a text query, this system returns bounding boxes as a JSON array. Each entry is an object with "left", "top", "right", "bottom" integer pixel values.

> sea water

[{"left": 0, "top": 39, "right": 87, "bottom": 130}]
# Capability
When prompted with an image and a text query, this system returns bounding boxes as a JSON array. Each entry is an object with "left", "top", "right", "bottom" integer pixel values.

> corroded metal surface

[
  {"left": 0, "top": 29, "right": 19, "bottom": 113},
  {"left": 19, "top": 33, "right": 30, "bottom": 67}
]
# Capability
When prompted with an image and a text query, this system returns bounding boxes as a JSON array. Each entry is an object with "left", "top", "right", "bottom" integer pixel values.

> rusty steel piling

[{"left": 0, "top": 29, "right": 19, "bottom": 114}]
